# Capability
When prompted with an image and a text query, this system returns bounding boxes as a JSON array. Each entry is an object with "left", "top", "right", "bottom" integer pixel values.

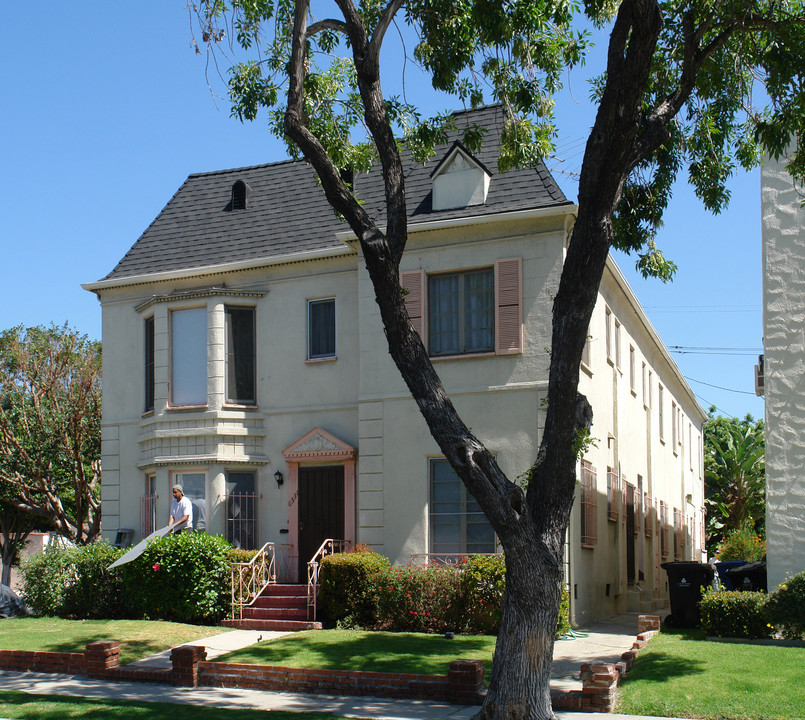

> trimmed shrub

[
  {"left": 373, "top": 564, "right": 465, "bottom": 633},
  {"left": 123, "top": 532, "right": 231, "bottom": 624},
  {"left": 699, "top": 588, "right": 773, "bottom": 639},
  {"left": 557, "top": 584, "right": 571, "bottom": 637},
  {"left": 21, "top": 541, "right": 127, "bottom": 618},
  {"left": 767, "top": 570, "right": 805, "bottom": 639},
  {"left": 319, "top": 549, "right": 390, "bottom": 627},
  {"left": 227, "top": 548, "right": 258, "bottom": 564},
  {"left": 717, "top": 525, "right": 766, "bottom": 562},
  {"left": 460, "top": 554, "right": 506, "bottom": 634}
]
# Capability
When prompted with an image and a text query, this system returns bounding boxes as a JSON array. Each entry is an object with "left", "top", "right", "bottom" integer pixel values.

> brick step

[
  {"left": 259, "top": 584, "right": 307, "bottom": 596},
  {"left": 252, "top": 595, "right": 307, "bottom": 609},
  {"left": 244, "top": 607, "right": 310, "bottom": 620},
  {"left": 222, "top": 618, "right": 323, "bottom": 631}
]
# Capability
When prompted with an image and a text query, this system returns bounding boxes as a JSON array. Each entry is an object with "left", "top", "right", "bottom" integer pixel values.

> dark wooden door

[
  {"left": 626, "top": 483, "right": 636, "bottom": 584},
  {"left": 298, "top": 466, "right": 344, "bottom": 578}
]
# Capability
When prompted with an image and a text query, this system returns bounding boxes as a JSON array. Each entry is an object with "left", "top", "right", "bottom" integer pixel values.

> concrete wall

[
  {"left": 762, "top": 152, "right": 805, "bottom": 591},
  {"left": 569, "top": 260, "right": 706, "bottom": 624}
]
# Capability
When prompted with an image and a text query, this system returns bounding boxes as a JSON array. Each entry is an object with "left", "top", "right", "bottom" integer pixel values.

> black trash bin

[
  {"left": 725, "top": 561, "right": 767, "bottom": 592},
  {"left": 661, "top": 561, "right": 715, "bottom": 627}
]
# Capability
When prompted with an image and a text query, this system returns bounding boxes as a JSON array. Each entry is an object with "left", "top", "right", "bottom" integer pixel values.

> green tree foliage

[
  {"left": 704, "top": 411, "right": 765, "bottom": 548},
  {"left": 189, "top": 1, "right": 804, "bottom": 717},
  {"left": 0, "top": 326, "right": 102, "bottom": 551}
]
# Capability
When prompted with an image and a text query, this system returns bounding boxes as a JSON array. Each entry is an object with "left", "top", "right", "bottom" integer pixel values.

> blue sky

[{"left": 1, "top": 2, "right": 763, "bottom": 420}]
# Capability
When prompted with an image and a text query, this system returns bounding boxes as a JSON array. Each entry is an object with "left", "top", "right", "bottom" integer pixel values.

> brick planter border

[{"left": 0, "top": 615, "right": 662, "bottom": 712}]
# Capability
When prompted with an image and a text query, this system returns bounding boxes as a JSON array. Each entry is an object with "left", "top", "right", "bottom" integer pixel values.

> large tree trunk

[{"left": 282, "top": 0, "right": 667, "bottom": 717}]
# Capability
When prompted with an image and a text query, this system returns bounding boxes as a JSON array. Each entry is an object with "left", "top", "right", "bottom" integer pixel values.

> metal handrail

[
  {"left": 409, "top": 552, "right": 497, "bottom": 567},
  {"left": 231, "top": 542, "right": 277, "bottom": 620},
  {"left": 306, "top": 538, "right": 351, "bottom": 621}
]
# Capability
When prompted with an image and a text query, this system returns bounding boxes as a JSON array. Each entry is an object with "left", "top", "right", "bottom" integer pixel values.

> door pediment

[{"left": 282, "top": 427, "right": 357, "bottom": 462}]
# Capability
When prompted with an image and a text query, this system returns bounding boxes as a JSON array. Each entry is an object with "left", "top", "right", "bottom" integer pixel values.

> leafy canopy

[
  {"left": 193, "top": 0, "right": 805, "bottom": 279},
  {"left": 704, "top": 410, "right": 765, "bottom": 548}
]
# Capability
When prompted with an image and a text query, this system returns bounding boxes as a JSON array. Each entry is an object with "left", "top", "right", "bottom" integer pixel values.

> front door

[{"left": 298, "top": 466, "right": 345, "bottom": 578}]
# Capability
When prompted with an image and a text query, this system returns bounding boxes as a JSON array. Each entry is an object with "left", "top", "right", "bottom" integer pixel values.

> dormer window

[
  {"left": 431, "top": 142, "right": 492, "bottom": 211},
  {"left": 231, "top": 180, "right": 251, "bottom": 210}
]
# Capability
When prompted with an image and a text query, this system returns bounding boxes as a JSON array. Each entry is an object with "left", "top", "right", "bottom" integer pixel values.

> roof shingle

[{"left": 102, "top": 105, "right": 571, "bottom": 282}]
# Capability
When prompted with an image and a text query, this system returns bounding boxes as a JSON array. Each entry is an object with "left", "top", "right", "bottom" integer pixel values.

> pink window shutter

[
  {"left": 400, "top": 269, "right": 425, "bottom": 338},
  {"left": 495, "top": 257, "right": 522, "bottom": 354}
]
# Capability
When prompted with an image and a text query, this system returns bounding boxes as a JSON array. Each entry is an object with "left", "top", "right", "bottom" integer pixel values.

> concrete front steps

[{"left": 223, "top": 584, "right": 322, "bottom": 631}]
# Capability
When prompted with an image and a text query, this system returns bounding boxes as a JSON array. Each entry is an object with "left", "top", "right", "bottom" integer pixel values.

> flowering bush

[
  {"left": 373, "top": 564, "right": 465, "bottom": 632},
  {"left": 766, "top": 570, "right": 805, "bottom": 639},
  {"left": 716, "top": 525, "right": 766, "bottom": 561},
  {"left": 460, "top": 554, "right": 506, "bottom": 633},
  {"left": 123, "top": 532, "right": 231, "bottom": 624},
  {"left": 699, "top": 588, "right": 773, "bottom": 639}
]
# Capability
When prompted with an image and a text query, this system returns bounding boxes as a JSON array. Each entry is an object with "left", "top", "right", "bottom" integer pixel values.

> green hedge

[
  {"left": 767, "top": 570, "right": 805, "bottom": 639},
  {"left": 21, "top": 542, "right": 127, "bottom": 619},
  {"left": 322, "top": 550, "right": 572, "bottom": 637},
  {"left": 123, "top": 532, "right": 232, "bottom": 624},
  {"left": 699, "top": 589, "right": 773, "bottom": 639},
  {"left": 319, "top": 550, "right": 390, "bottom": 626}
]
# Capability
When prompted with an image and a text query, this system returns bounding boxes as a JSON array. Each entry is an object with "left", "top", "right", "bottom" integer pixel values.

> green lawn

[
  {"left": 0, "top": 617, "right": 230, "bottom": 665},
  {"left": 617, "top": 628, "right": 805, "bottom": 720},
  {"left": 0, "top": 691, "right": 346, "bottom": 720},
  {"left": 218, "top": 629, "right": 497, "bottom": 679}
]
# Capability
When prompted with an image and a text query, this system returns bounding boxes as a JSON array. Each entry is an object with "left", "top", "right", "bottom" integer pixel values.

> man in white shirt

[{"left": 169, "top": 485, "right": 193, "bottom": 533}]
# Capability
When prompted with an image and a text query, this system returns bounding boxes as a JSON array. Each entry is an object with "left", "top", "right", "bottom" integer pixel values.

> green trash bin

[{"left": 661, "top": 561, "right": 715, "bottom": 627}]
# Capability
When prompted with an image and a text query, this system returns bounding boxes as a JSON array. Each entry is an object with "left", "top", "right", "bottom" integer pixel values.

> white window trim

[{"left": 307, "top": 297, "right": 337, "bottom": 361}]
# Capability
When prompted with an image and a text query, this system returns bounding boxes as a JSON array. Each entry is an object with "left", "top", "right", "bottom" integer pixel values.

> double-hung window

[
  {"left": 225, "top": 306, "right": 256, "bottom": 405},
  {"left": 144, "top": 316, "right": 155, "bottom": 412},
  {"left": 308, "top": 298, "right": 336, "bottom": 360},
  {"left": 429, "top": 459, "right": 495, "bottom": 555},
  {"left": 170, "top": 307, "right": 207, "bottom": 406},
  {"left": 429, "top": 269, "right": 494, "bottom": 356}
]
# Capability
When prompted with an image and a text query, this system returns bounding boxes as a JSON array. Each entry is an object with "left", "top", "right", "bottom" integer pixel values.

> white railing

[
  {"left": 231, "top": 542, "right": 277, "bottom": 620},
  {"left": 409, "top": 552, "right": 497, "bottom": 567},
  {"left": 307, "top": 538, "right": 351, "bottom": 621}
]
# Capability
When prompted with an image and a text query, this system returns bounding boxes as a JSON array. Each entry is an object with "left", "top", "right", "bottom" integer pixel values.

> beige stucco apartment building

[
  {"left": 761, "top": 150, "right": 805, "bottom": 592},
  {"left": 85, "top": 106, "right": 706, "bottom": 624}
]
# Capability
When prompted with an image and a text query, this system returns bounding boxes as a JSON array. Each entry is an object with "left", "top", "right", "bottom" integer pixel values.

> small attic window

[
  {"left": 431, "top": 142, "right": 492, "bottom": 211},
  {"left": 231, "top": 180, "right": 250, "bottom": 210}
]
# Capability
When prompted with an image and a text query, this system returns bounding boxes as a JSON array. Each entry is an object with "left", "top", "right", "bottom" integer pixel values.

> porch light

[{"left": 274, "top": 470, "right": 284, "bottom": 488}]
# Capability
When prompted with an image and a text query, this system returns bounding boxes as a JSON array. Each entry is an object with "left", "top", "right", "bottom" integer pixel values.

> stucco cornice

[
  {"left": 82, "top": 245, "right": 357, "bottom": 294},
  {"left": 134, "top": 286, "right": 266, "bottom": 313},
  {"left": 335, "top": 204, "right": 577, "bottom": 245}
]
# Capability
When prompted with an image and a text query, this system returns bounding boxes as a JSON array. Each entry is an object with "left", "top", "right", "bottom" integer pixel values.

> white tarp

[{"left": 107, "top": 521, "right": 186, "bottom": 570}]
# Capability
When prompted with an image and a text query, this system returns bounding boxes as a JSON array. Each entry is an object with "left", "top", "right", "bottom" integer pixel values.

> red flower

[{"left": 152, "top": 563, "right": 161, "bottom": 572}]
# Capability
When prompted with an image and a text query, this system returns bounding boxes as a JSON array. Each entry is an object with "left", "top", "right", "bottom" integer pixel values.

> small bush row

[
  {"left": 319, "top": 551, "right": 571, "bottom": 637},
  {"left": 22, "top": 533, "right": 237, "bottom": 624},
  {"left": 700, "top": 570, "right": 805, "bottom": 640}
]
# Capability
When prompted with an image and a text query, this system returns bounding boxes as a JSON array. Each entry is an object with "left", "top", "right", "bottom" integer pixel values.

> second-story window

[
  {"left": 429, "top": 268, "right": 494, "bottom": 356},
  {"left": 308, "top": 298, "right": 336, "bottom": 360},
  {"left": 226, "top": 306, "right": 256, "bottom": 405},
  {"left": 170, "top": 307, "right": 207, "bottom": 406},
  {"left": 144, "top": 316, "right": 154, "bottom": 412}
]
